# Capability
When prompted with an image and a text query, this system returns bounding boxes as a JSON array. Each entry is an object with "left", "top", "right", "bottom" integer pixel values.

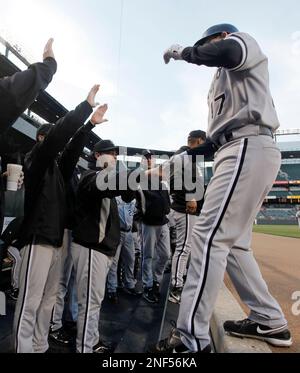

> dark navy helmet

[{"left": 194, "top": 23, "right": 239, "bottom": 47}]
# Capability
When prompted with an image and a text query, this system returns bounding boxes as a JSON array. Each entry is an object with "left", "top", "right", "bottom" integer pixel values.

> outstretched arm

[
  {"left": 163, "top": 39, "right": 243, "bottom": 69},
  {"left": 0, "top": 39, "right": 57, "bottom": 132},
  {"left": 58, "top": 101, "right": 109, "bottom": 182},
  {"left": 146, "top": 141, "right": 216, "bottom": 180}
]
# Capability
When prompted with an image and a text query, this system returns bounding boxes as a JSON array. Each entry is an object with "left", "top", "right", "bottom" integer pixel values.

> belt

[
  {"left": 215, "top": 125, "right": 274, "bottom": 149},
  {"left": 121, "top": 228, "right": 131, "bottom": 233}
]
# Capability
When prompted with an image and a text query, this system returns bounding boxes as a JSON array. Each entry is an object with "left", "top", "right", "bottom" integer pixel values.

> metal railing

[{"left": 0, "top": 35, "right": 30, "bottom": 67}]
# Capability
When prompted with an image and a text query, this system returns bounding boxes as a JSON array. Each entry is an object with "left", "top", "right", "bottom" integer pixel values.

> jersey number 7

[{"left": 211, "top": 93, "right": 226, "bottom": 118}]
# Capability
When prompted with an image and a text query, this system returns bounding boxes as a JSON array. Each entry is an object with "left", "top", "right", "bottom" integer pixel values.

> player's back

[{"left": 207, "top": 32, "right": 280, "bottom": 142}]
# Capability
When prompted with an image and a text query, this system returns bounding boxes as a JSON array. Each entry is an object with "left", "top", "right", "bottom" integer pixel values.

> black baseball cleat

[
  {"left": 143, "top": 287, "right": 159, "bottom": 304},
  {"left": 123, "top": 287, "right": 143, "bottom": 296},
  {"left": 49, "top": 327, "right": 73, "bottom": 345},
  {"left": 224, "top": 318, "right": 293, "bottom": 347},
  {"left": 6, "top": 287, "right": 19, "bottom": 301},
  {"left": 93, "top": 340, "right": 114, "bottom": 353},
  {"left": 168, "top": 287, "right": 183, "bottom": 304},
  {"left": 148, "top": 328, "right": 212, "bottom": 353}
]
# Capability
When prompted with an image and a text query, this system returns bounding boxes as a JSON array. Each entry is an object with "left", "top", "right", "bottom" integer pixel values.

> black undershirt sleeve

[
  {"left": 182, "top": 39, "right": 243, "bottom": 69},
  {"left": 186, "top": 140, "right": 217, "bottom": 158}
]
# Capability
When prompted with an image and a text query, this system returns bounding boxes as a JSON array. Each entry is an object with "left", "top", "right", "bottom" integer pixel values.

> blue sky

[{"left": 1, "top": 0, "right": 300, "bottom": 150}]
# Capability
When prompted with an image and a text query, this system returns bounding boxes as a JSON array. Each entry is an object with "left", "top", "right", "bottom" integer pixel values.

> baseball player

[
  {"left": 1, "top": 217, "right": 23, "bottom": 301},
  {"left": 13, "top": 87, "right": 106, "bottom": 353},
  {"left": 137, "top": 150, "right": 171, "bottom": 304},
  {"left": 0, "top": 39, "right": 57, "bottom": 234},
  {"left": 169, "top": 131, "right": 206, "bottom": 304},
  {"left": 151, "top": 24, "right": 291, "bottom": 352},
  {"left": 296, "top": 208, "right": 300, "bottom": 229},
  {"left": 106, "top": 197, "right": 140, "bottom": 303},
  {"left": 50, "top": 124, "right": 102, "bottom": 344}
]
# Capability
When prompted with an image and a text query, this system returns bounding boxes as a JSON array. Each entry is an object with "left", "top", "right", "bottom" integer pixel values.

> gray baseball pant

[
  {"left": 132, "top": 231, "right": 141, "bottom": 256},
  {"left": 177, "top": 136, "right": 287, "bottom": 352},
  {"left": 107, "top": 231, "right": 136, "bottom": 292},
  {"left": 51, "top": 229, "right": 77, "bottom": 331},
  {"left": 8, "top": 246, "right": 22, "bottom": 289},
  {"left": 71, "top": 242, "right": 113, "bottom": 353},
  {"left": 141, "top": 223, "right": 171, "bottom": 288},
  {"left": 14, "top": 240, "right": 62, "bottom": 353},
  {"left": 171, "top": 212, "right": 197, "bottom": 289}
]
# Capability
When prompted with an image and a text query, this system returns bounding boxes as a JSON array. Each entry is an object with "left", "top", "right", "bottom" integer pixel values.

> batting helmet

[{"left": 194, "top": 23, "right": 239, "bottom": 47}]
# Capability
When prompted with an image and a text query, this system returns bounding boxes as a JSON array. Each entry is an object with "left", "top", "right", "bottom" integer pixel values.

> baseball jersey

[{"left": 207, "top": 32, "right": 280, "bottom": 142}]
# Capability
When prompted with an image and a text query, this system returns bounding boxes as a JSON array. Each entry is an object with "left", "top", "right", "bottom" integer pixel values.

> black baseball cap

[
  {"left": 188, "top": 130, "right": 207, "bottom": 141},
  {"left": 174, "top": 146, "right": 190, "bottom": 155},
  {"left": 36, "top": 123, "right": 52, "bottom": 141},
  {"left": 93, "top": 140, "right": 118, "bottom": 154}
]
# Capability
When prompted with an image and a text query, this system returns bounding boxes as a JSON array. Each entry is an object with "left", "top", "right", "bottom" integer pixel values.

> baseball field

[
  {"left": 226, "top": 231, "right": 300, "bottom": 353},
  {"left": 253, "top": 225, "right": 300, "bottom": 239}
]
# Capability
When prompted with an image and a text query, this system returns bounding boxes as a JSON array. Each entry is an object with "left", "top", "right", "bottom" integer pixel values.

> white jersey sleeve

[{"left": 226, "top": 32, "right": 267, "bottom": 72}]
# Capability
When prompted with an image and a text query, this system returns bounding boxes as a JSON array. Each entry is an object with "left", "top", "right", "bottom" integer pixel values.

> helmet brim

[{"left": 194, "top": 32, "right": 222, "bottom": 47}]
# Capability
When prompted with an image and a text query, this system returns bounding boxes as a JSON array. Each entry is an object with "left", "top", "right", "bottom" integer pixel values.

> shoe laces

[{"left": 240, "top": 318, "right": 255, "bottom": 327}]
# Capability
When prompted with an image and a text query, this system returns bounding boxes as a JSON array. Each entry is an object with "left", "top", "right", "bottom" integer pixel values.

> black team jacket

[
  {"left": 19, "top": 101, "right": 93, "bottom": 248},
  {"left": 136, "top": 177, "right": 171, "bottom": 226},
  {"left": 0, "top": 57, "right": 57, "bottom": 233},
  {"left": 72, "top": 165, "right": 136, "bottom": 258}
]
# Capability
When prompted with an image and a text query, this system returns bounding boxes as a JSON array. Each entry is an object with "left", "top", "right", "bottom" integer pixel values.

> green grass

[{"left": 253, "top": 225, "right": 300, "bottom": 239}]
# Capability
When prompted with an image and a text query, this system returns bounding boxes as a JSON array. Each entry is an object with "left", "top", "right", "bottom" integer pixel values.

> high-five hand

[
  {"left": 43, "top": 38, "right": 55, "bottom": 61},
  {"left": 87, "top": 84, "right": 101, "bottom": 108},
  {"left": 90, "top": 104, "right": 109, "bottom": 126}
]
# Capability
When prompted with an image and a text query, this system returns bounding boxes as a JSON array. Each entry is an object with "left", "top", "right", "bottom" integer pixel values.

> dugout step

[{"left": 114, "top": 273, "right": 172, "bottom": 353}]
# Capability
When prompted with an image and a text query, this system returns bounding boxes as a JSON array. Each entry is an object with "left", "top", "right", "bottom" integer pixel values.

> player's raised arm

[
  {"left": 163, "top": 24, "right": 244, "bottom": 69},
  {"left": 0, "top": 38, "right": 57, "bottom": 133}
]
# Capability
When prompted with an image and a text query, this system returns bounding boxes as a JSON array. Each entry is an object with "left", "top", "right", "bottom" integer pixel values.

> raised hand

[
  {"left": 163, "top": 44, "right": 184, "bottom": 64},
  {"left": 43, "top": 38, "right": 55, "bottom": 60},
  {"left": 87, "top": 84, "right": 100, "bottom": 108},
  {"left": 90, "top": 104, "right": 109, "bottom": 125}
]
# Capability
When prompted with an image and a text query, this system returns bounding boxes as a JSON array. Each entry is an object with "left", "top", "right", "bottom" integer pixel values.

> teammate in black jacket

[
  {"left": 136, "top": 150, "right": 171, "bottom": 304},
  {"left": 0, "top": 39, "right": 57, "bottom": 233},
  {"left": 72, "top": 139, "right": 136, "bottom": 353},
  {"left": 13, "top": 85, "right": 106, "bottom": 353},
  {"left": 50, "top": 116, "right": 109, "bottom": 344}
]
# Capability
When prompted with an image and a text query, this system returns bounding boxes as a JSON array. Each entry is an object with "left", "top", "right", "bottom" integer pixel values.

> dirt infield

[{"left": 225, "top": 232, "right": 300, "bottom": 353}]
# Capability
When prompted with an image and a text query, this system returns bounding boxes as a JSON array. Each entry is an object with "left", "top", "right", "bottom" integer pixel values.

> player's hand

[
  {"left": 43, "top": 38, "right": 55, "bottom": 60},
  {"left": 144, "top": 166, "right": 164, "bottom": 178},
  {"left": 163, "top": 44, "right": 185, "bottom": 64},
  {"left": 90, "top": 104, "right": 109, "bottom": 125},
  {"left": 87, "top": 84, "right": 101, "bottom": 108},
  {"left": 186, "top": 199, "right": 197, "bottom": 215}
]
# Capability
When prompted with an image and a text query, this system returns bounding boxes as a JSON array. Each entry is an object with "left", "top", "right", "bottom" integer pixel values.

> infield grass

[{"left": 253, "top": 225, "right": 300, "bottom": 239}]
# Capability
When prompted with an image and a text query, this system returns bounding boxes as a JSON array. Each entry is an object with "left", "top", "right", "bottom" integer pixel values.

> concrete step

[{"left": 211, "top": 285, "right": 272, "bottom": 353}]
